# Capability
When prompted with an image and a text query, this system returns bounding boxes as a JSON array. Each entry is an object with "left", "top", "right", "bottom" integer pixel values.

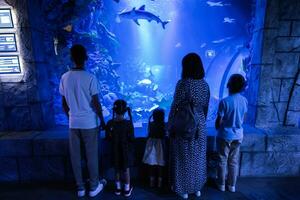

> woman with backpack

[{"left": 168, "top": 53, "right": 210, "bottom": 199}]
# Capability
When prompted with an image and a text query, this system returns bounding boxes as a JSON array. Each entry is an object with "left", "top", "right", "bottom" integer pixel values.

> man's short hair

[{"left": 70, "top": 44, "right": 88, "bottom": 66}]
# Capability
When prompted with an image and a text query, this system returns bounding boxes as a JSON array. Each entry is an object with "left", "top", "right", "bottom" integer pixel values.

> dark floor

[{"left": 0, "top": 178, "right": 299, "bottom": 200}]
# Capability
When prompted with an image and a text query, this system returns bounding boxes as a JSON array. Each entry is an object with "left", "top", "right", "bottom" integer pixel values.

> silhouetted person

[
  {"left": 59, "top": 44, "right": 106, "bottom": 198},
  {"left": 168, "top": 53, "right": 210, "bottom": 199},
  {"left": 215, "top": 74, "right": 248, "bottom": 193}
]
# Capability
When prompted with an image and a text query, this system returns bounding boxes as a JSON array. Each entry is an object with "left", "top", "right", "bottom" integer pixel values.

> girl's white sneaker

[
  {"left": 195, "top": 191, "right": 201, "bottom": 197},
  {"left": 77, "top": 189, "right": 86, "bottom": 197}
]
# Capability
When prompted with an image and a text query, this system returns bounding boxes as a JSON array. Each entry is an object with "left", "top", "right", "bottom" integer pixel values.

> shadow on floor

[{"left": 0, "top": 177, "right": 299, "bottom": 200}]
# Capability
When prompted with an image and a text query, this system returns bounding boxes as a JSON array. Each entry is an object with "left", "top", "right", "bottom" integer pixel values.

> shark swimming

[{"left": 117, "top": 5, "right": 170, "bottom": 29}]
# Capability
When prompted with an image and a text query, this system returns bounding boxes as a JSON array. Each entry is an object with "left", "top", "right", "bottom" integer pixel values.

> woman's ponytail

[{"left": 127, "top": 107, "right": 133, "bottom": 123}]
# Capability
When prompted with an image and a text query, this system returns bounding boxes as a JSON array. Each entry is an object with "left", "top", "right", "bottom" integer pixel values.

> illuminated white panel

[
  {"left": 0, "top": 33, "right": 16, "bottom": 52},
  {"left": 0, "top": 55, "right": 20, "bottom": 73},
  {"left": 0, "top": 9, "right": 13, "bottom": 28}
]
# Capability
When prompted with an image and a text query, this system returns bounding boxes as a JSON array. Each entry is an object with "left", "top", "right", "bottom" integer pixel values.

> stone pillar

[
  {"left": 251, "top": 0, "right": 300, "bottom": 128},
  {"left": 0, "top": 0, "right": 54, "bottom": 131}
]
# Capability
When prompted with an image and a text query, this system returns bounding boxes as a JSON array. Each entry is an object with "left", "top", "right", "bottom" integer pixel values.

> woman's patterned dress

[{"left": 168, "top": 78, "right": 210, "bottom": 194}]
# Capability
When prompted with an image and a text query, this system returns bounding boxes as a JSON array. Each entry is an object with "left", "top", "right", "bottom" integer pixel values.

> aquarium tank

[{"left": 46, "top": 0, "right": 254, "bottom": 126}]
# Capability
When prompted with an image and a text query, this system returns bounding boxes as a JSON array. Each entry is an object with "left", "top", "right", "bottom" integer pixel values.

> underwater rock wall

[
  {"left": 32, "top": 0, "right": 120, "bottom": 125},
  {"left": 0, "top": 0, "right": 119, "bottom": 130},
  {"left": 249, "top": 0, "right": 300, "bottom": 128}
]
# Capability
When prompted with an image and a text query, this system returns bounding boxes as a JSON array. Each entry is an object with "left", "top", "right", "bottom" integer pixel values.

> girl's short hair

[
  {"left": 227, "top": 74, "right": 246, "bottom": 94},
  {"left": 182, "top": 53, "right": 205, "bottom": 80},
  {"left": 113, "top": 99, "right": 128, "bottom": 115}
]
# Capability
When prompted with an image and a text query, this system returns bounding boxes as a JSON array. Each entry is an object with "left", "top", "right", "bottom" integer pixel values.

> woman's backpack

[{"left": 171, "top": 82, "right": 198, "bottom": 139}]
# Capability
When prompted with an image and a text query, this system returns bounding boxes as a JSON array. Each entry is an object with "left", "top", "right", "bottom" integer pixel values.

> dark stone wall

[
  {"left": 0, "top": 0, "right": 54, "bottom": 131},
  {"left": 250, "top": 0, "right": 300, "bottom": 128}
]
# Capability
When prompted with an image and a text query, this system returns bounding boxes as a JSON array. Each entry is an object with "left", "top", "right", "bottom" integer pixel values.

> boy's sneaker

[
  {"left": 89, "top": 179, "right": 107, "bottom": 197},
  {"left": 124, "top": 186, "right": 133, "bottom": 197},
  {"left": 115, "top": 187, "right": 122, "bottom": 196},
  {"left": 77, "top": 189, "right": 86, "bottom": 197},
  {"left": 228, "top": 185, "right": 236, "bottom": 193},
  {"left": 217, "top": 184, "right": 225, "bottom": 192}
]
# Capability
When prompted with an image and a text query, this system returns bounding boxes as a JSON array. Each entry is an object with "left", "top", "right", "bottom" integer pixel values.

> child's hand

[{"left": 100, "top": 121, "right": 106, "bottom": 131}]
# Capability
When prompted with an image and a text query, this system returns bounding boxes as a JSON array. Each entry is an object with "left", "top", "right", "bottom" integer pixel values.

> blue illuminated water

[
  {"left": 97, "top": 0, "right": 253, "bottom": 124},
  {"left": 52, "top": 0, "right": 254, "bottom": 125}
]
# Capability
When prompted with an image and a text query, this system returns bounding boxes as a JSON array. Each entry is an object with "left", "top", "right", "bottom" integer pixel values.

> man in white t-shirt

[{"left": 59, "top": 44, "right": 106, "bottom": 198}]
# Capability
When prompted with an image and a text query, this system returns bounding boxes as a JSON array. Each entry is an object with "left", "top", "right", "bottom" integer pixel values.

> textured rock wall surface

[
  {"left": 0, "top": 127, "right": 299, "bottom": 182},
  {"left": 251, "top": 0, "right": 300, "bottom": 127},
  {"left": 0, "top": 0, "right": 54, "bottom": 131}
]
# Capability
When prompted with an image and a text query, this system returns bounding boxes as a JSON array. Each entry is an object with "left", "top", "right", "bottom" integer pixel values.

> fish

[
  {"left": 98, "top": 22, "right": 118, "bottom": 44},
  {"left": 175, "top": 42, "right": 182, "bottom": 48},
  {"left": 117, "top": 5, "right": 170, "bottom": 29},
  {"left": 114, "top": 0, "right": 154, "bottom": 2},
  {"left": 63, "top": 24, "right": 73, "bottom": 32},
  {"left": 212, "top": 36, "right": 232, "bottom": 44},
  {"left": 138, "top": 79, "right": 152, "bottom": 85},
  {"left": 206, "top": 1, "right": 230, "bottom": 7},
  {"left": 206, "top": 1, "right": 224, "bottom": 7},
  {"left": 200, "top": 43, "right": 207, "bottom": 48},
  {"left": 99, "top": 22, "right": 116, "bottom": 38},
  {"left": 153, "top": 84, "right": 159, "bottom": 91},
  {"left": 148, "top": 104, "right": 159, "bottom": 112},
  {"left": 53, "top": 37, "right": 59, "bottom": 55},
  {"left": 223, "top": 17, "right": 235, "bottom": 23}
]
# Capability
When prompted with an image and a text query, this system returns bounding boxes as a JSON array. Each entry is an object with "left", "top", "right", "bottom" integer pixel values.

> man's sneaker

[
  {"left": 77, "top": 189, "right": 86, "bottom": 197},
  {"left": 228, "top": 185, "right": 236, "bottom": 193},
  {"left": 89, "top": 179, "right": 107, "bottom": 197},
  {"left": 124, "top": 186, "right": 133, "bottom": 197},
  {"left": 217, "top": 184, "right": 225, "bottom": 192}
]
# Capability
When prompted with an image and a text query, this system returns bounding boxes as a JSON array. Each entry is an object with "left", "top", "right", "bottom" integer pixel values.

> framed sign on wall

[
  {"left": 0, "top": 7, "right": 22, "bottom": 77},
  {"left": 0, "top": 9, "right": 13, "bottom": 28},
  {"left": 0, "top": 33, "right": 17, "bottom": 52},
  {"left": 0, "top": 55, "right": 20, "bottom": 73}
]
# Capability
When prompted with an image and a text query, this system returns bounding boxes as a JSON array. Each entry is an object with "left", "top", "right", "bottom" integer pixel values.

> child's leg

[
  {"left": 123, "top": 168, "right": 133, "bottom": 197},
  {"left": 115, "top": 170, "right": 121, "bottom": 187},
  {"left": 149, "top": 165, "right": 155, "bottom": 187},
  {"left": 157, "top": 166, "right": 163, "bottom": 188},
  {"left": 124, "top": 168, "right": 131, "bottom": 187},
  {"left": 227, "top": 140, "right": 241, "bottom": 187},
  {"left": 114, "top": 169, "right": 122, "bottom": 195},
  {"left": 217, "top": 138, "right": 230, "bottom": 187}
]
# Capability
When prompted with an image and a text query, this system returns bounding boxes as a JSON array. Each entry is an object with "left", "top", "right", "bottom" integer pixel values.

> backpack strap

[{"left": 186, "top": 79, "right": 193, "bottom": 106}]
